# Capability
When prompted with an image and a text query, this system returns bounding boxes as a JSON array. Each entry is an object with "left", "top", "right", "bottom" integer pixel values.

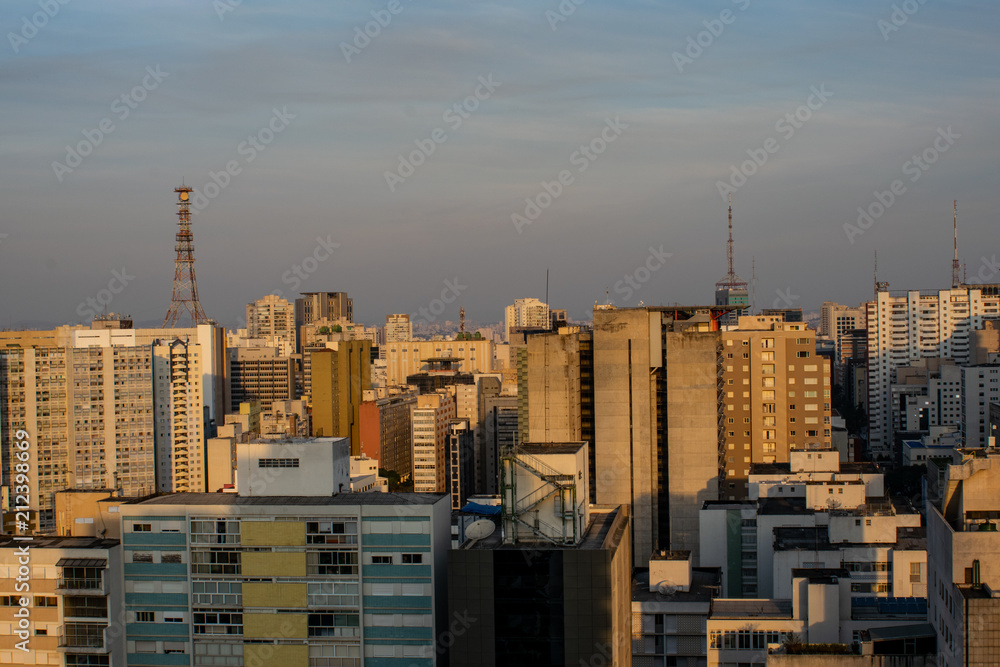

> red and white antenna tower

[{"left": 163, "top": 185, "right": 209, "bottom": 327}]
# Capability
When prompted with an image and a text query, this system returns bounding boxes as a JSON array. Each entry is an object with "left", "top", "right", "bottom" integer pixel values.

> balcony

[{"left": 57, "top": 623, "right": 109, "bottom": 653}]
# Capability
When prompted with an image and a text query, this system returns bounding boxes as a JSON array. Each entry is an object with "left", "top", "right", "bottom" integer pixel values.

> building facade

[{"left": 721, "top": 317, "right": 831, "bottom": 499}]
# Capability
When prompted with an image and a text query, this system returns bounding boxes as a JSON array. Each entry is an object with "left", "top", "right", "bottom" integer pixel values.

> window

[
  {"left": 132, "top": 523, "right": 151, "bottom": 532},
  {"left": 136, "top": 612, "right": 154, "bottom": 623},
  {"left": 307, "top": 551, "right": 358, "bottom": 576},
  {"left": 161, "top": 553, "right": 182, "bottom": 564},
  {"left": 798, "top": 351, "right": 810, "bottom": 358},
  {"left": 164, "top": 613, "right": 184, "bottom": 623},
  {"left": 402, "top": 553, "right": 423, "bottom": 564},
  {"left": 308, "top": 613, "right": 360, "bottom": 638},
  {"left": 257, "top": 458, "right": 299, "bottom": 468},
  {"left": 193, "top": 611, "right": 242, "bottom": 635},
  {"left": 372, "top": 555, "right": 393, "bottom": 564},
  {"left": 191, "top": 550, "right": 241, "bottom": 575},
  {"left": 192, "top": 581, "right": 242, "bottom": 607},
  {"left": 132, "top": 552, "right": 153, "bottom": 563},
  {"left": 34, "top": 596, "right": 57, "bottom": 607}
]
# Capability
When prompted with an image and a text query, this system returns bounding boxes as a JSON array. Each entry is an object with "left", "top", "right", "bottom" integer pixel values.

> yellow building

[{"left": 311, "top": 341, "right": 371, "bottom": 454}]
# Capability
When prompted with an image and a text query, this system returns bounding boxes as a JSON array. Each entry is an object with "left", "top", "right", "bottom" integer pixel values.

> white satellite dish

[
  {"left": 655, "top": 580, "right": 679, "bottom": 596},
  {"left": 465, "top": 519, "right": 496, "bottom": 541}
]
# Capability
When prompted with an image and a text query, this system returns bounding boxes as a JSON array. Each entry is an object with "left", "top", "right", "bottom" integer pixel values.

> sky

[{"left": 1, "top": 0, "right": 997, "bottom": 330}]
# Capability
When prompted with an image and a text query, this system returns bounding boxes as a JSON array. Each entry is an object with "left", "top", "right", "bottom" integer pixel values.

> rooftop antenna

[
  {"left": 545, "top": 268, "right": 549, "bottom": 307},
  {"left": 751, "top": 256, "right": 757, "bottom": 315},
  {"left": 874, "top": 250, "right": 889, "bottom": 294},
  {"left": 952, "top": 200, "right": 960, "bottom": 288}
]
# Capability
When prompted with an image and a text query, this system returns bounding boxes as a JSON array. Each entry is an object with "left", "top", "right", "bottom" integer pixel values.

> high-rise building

[
  {"left": 119, "top": 491, "right": 451, "bottom": 667},
  {"left": 0, "top": 535, "right": 126, "bottom": 666},
  {"left": 358, "top": 390, "right": 417, "bottom": 480},
  {"left": 720, "top": 316, "right": 831, "bottom": 499},
  {"left": 449, "top": 444, "right": 630, "bottom": 667},
  {"left": 228, "top": 347, "right": 296, "bottom": 413},
  {"left": 294, "top": 292, "right": 352, "bottom": 350},
  {"left": 412, "top": 392, "right": 456, "bottom": 493},
  {"left": 448, "top": 418, "right": 475, "bottom": 510},
  {"left": 384, "top": 339, "right": 494, "bottom": 386},
  {"left": 960, "top": 365, "right": 1000, "bottom": 448},
  {"left": 525, "top": 326, "right": 595, "bottom": 499},
  {"left": 311, "top": 341, "right": 372, "bottom": 454},
  {"left": 594, "top": 305, "right": 725, "bottom": 567},
  {"left": 385, "top": 313, "right": 412, "bottom": 343},
  {"left": 482, "top": 395, "right": 518, "bottom": 495},
  {"left": 926, "top": 450, "right": 1000, "bottom": 666},
  {"left": 866, "top": 288, "right": 1000, "bottom": 456},
  {"left": 504, "top": 297, "right": 550, "bottom": 340},
  {"left": 0, "top": 323, "right": 225, "bottom": 525},
  {"left": 245, "top": 294, "right": 296, "bottom": 356}
]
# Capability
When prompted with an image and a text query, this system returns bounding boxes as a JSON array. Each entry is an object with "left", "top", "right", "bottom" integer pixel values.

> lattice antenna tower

[
  {"left": 163, "top": 185, "right": 209, "bottom": 327},
  {"left": 715, "top": 194, "right": 748, "bottom": 290}
]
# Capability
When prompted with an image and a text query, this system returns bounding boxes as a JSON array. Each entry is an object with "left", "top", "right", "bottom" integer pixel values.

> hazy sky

[{"left": 1, "top": 0, "right": 997, "bottom": 329}]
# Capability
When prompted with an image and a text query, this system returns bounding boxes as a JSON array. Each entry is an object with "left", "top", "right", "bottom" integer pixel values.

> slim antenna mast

[
  {"left": 952, "top": 200, "right": 960, "bottom": 288},
  {"left": 728, "top": 194, "right": 735, "bottom": 279}
]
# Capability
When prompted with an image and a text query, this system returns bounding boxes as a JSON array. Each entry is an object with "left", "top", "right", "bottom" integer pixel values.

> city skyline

[{"left": 2, "top": 1, "right": 997, "bottom": 329}]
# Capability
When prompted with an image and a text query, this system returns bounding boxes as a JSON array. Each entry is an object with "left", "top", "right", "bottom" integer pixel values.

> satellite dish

[
  {"left": 465, "top": 519, "right": 496, "bottom": 541},
  {"left": 655, "top": 580, "right": 679, "bottom": 596}
]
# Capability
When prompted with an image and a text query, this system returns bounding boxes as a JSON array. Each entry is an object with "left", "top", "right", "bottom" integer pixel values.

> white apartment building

[
  {"left": 245, "top": 294, "right": 297, "bottom": 356},
  {"left": 385, "top": 313, "right": 412, "bottom": 343},
  {"left": 504, "top": 297, "right": 550, "bottom": 340},
  {"left": 866, "top": 288, "right": 1000, "bottom": 455}
]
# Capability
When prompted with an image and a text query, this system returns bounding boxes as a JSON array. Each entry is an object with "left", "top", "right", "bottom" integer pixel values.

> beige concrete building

[
  {"left": 384, "top": 339, "right": 494, "bottom": 387},
  {"left": 246, "top": 294, "right": 297, "bottom": 355},
  {"left": 594, "top": 306, "right": 724, "bottom": 567},
  {"left": 927, "top": 449, "right": 1000, "bottom": 666},
  {"left": 504, "top": 297, "right": 550, "bottom": 340},
  {"left": 412, "top": 392, "right": 455, "bottom": 493},
  {"left": 385, "top": 313, "right": 412, "bottom": 343},
  {"left": 721, "top": 316, "right": 831, "bottom": 499},
  {"left": 0, "top": 535, "right": 125, "bottom": 666}
]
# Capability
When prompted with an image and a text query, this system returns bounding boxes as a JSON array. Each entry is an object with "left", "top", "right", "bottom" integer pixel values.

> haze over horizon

[{"left": 2, "top": 0, "right": 997, "bottom": 330}]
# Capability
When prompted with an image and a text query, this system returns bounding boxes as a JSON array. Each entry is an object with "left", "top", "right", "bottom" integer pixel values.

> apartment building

[
  {"left": 245, "top": 294, "right": 297, "bottom": 356},
  {"left": 411, "top": 393, "right": 455, "bottom": 494},
  {"left": 358, "top": 391, "right": 417, "bottom": 481},
  {"left": 227, "top": 347, "right": 295, "bottom": 413},
  {"left": 119, "top": 491, "right": 450, "bottom": 667},
  {"left": 311, "top": 341, "right": 372, "bottom": 453},
  {"left": 866, "top": 288, "right": 1000, "bottom": 456},
  {"left": 721, "top": 317, "right": 831, "bottom": 499},
  {"left": 0, "top": 535, "right": 125, "bottom": 666}
]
